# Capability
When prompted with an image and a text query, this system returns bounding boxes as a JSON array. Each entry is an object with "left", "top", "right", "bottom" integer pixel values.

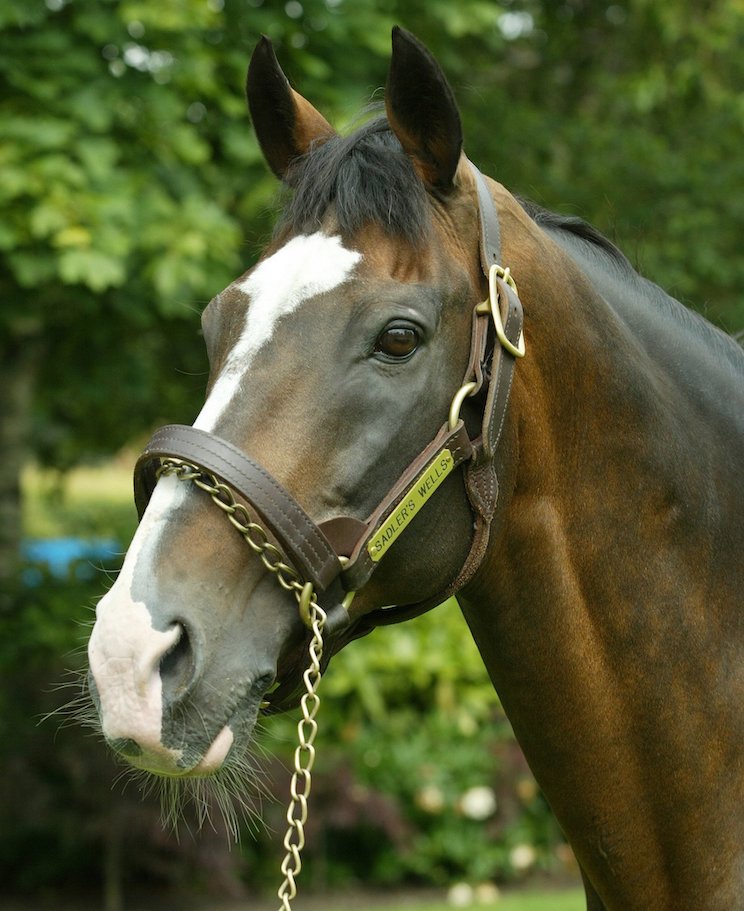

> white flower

[
  {"left": 509, "top": 842, "right": 537, "bottom": 872},
  {"left": 459, "top": 785, "right": 497, "bottom": 820},
  {"left": 415, "top": 784, "right": 445, "bottom": 814},
  {"left": 475, "top": 882, "right": 501, "bottom": 904},
  {"left": 448, "top": 882, "right": 474, "bottom": 907}
]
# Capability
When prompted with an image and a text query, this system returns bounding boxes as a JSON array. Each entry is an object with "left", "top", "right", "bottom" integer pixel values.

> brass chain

[
  {"left": 156, "top": 458, "right": 326, "bottom": 910},
  {"left": 157, "top": 458, "right": 309, "bottom": 603},
  {"left": 277, "top": 599, "right": 326, "bottom": 911}
]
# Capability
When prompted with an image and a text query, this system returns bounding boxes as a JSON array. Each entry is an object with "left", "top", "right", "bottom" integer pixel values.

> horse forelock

[{"left": 278, "top": 116, "right": 432, "bottom": 244}]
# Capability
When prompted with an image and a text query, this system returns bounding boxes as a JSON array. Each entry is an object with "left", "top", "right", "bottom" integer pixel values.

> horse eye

[{"left": 374, "top": 325, "right": 419, "bottom": 360}]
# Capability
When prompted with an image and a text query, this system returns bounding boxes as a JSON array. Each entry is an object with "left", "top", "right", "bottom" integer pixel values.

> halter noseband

[{"left": 133, "top": 161, "right": 524, "bottom": 681}]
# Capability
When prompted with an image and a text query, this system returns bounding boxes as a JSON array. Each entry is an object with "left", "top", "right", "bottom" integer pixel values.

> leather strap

[
  {"left": 317, "top": 299, "right": 490, "bottom": 593},
  {"left": 327, "top": 169, "right": 525, "bottom": 641},
  {"left": 483, "top": 278, "right": 523, "bottom": 458},
  {"left": 471, "top": 161, "right": 502, "bottom": 275},
  {"left": 340, "top": 420, "right": 473, "bottom": 593},
  {"left": 134, "top": 424, "right": 342, "bottom": 591}
]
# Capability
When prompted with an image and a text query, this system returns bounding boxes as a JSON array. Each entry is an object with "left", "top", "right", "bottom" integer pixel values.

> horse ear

[
  {"left": 385, "top": 26, "right": 463, "bottom": 191},
  {"left": 246, "top": 36, "right": 337, "bottom": 181}
]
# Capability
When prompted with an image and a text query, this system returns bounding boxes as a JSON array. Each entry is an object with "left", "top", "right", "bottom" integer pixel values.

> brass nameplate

[{"left": 367, "top": 449, "right": 455, "bottom": 563}]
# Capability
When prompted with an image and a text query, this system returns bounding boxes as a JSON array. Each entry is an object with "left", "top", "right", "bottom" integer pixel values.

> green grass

[
  {"left": 476, "top": 890, "right": 583, "bottom": 911},
  {"left": 22, "top": 458, "right": 136, "bottom": 543},
  {"left": 374, "top": 893, "right": 583, "bottom": 911},
  {"left": 303, "top": 890, "right": 585, "bottom": 911}
]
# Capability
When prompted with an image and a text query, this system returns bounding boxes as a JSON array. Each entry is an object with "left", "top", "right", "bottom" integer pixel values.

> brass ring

[
  {"left": 337, "top": 556, "right": 356, "bottom": 612},
  {"left": 448, "top": 381, "right": 478, "bottom": 431},
  {"left": 298, "top": 582, "right": 315, "bottom": 628},
  {"left": 488, "top": 264, "right": 526, "bottom": 358}
]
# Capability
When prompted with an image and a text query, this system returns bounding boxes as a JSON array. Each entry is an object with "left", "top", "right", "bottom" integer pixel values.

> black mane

[
  {"left": 280, "top": 115, "right": 629, "bottom": 270},
  {"left": 279, "top": 117, "right": 431, "bottom": 242},
  {"left": 277, "top": 119, "right": 740, "bottom": 361},
  {"left": 517, "top": 198, "right": 631, "bottom": 268}
]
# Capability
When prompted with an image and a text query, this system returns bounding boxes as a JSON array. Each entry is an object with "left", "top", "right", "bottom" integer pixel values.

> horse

[{"left": 87, "top": 27, "right": 744, "bottom": 911}]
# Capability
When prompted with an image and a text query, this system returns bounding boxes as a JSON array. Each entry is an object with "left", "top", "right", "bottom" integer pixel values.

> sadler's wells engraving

[{"left": 367, "top": 449, "right": 455, "bottom": 562}]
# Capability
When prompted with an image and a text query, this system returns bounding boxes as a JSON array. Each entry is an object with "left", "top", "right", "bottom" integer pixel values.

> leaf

[
  {"left": 0, "top": 222, "right": 18, "bottom": 251},
  {"left": 53, "top": 226, "right": 93, "bottom": 249},
  {"left": 0, "top": 0, "right": 46, "bottom": 29},
  {"left": 29, "top": 202, "right": 69, "bottom": 240},
  {"left": 67, "top": 87, "right": 116, "bottom": 133},
  {"left": 6, "top": 249, "right": 59, "bottom": 288},
  {"left": 58, "top": 248, "right": 126, "bottom": 291}
]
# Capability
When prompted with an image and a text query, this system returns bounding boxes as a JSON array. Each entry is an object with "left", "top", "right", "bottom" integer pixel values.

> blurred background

[{"left": 1, "top": 0, "right": 743, "bottom": 909}]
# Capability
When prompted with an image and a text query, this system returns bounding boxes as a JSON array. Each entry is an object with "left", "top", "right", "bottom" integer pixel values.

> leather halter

[{"left": 134, "top": 161, "right": 524, "bottom": 653}]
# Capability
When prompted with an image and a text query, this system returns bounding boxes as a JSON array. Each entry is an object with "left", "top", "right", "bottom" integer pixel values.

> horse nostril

[{"left": 159, "top": 623, "right": 195, "bottom": 700}]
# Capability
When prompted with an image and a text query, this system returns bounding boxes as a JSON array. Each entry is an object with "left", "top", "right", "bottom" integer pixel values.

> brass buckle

[{"left": 477, "top": 264, "right": 526, "bottom": 358}]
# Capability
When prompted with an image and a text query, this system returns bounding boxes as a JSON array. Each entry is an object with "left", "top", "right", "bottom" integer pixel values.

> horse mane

[
  {"left": 521, "top": 198, "right": 743, "bottom": 363},
  {"left": 279, "top": 117, "right": 430, "bottom": 243},
  {"left": 279, "top": 114, "right": 633, "bottom": 268},
  {"left": 517, "top": 198, "right": 632, "bottom": 268},
  {"left": 277, "top": 117, "right": 740, "bottom": 359}
]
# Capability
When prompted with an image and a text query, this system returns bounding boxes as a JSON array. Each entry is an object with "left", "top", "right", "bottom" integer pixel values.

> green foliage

[
  {"left": 1, "top": 0, "right": 248, "bottom": 471},
  {"left": 2, "top": 0, "right": 743, "bottom": 471},
  {"left": 263, "top": 602, "right": 566, "bottom": 890},
  {"left": 0, "top": 568, "right": 113, "bottom": 892},
  {"left": 463, "top": 0, "right": 744, "bottom": 331}
]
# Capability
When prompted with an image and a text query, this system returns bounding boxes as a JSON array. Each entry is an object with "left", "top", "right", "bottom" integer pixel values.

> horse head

[{"left": 87, "top": 28, "right": 520, "bottom": 784}]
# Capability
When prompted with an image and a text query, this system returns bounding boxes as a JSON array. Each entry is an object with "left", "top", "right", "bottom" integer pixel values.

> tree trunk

[{"left": 0, "top": 339, "right": 38, "bottom": 591}]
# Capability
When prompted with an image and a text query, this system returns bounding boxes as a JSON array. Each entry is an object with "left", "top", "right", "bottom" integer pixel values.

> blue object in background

[{"left": 21, "top": 537, "right": 120, "bottom": 584}]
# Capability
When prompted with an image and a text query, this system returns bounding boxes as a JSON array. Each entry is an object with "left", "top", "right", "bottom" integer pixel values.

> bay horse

[{"left": 87, "top": 28, "right": 744, "bottom": 910}]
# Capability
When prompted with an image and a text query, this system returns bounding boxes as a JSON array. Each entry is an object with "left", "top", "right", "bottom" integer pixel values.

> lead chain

[
  {"left": 157, "top": 459, "right": 308, "bottom": 603},
  {"left": 156, "top": 458, "right": 326, "bottom": 911},
  {"left": 277, "top": 597, "right": 326, "bottom": 911}
]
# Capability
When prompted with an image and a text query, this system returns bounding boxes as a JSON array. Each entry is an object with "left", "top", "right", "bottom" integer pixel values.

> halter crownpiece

[{"left": 133, "top": 160, "right": 525, "bottom": 656}]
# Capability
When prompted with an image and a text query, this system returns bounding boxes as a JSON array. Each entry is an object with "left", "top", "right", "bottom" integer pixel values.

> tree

[
  {"left": 3, "top": 0, "right": 743, "bottom": 577},
  {"left": 1, "top": 0, "right": 247, "bottom": 577},
  {"left": 485, "top": 0, "right": 744, "bottom": 331}
]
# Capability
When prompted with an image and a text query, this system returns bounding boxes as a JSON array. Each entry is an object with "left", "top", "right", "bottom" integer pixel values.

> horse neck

[{"left": 457, "top": 203, "right": 744, "bottom": 907}]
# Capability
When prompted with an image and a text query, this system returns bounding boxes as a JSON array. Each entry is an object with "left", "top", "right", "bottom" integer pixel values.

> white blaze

[
  {"left": 88, "top": 475, "right": 189, "bottom": 763},
  {"left": 88, "top": 233, "right": 361, "bottom": 771},
  {"left": 195, "top": 232, "right": 362, "bottom": 431}
]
